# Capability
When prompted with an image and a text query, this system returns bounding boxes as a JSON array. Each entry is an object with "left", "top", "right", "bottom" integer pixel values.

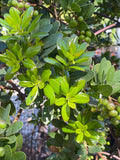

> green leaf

[
  {"left": 87, "top": 120, "right": 104, "bottom": 130},
  {"left": 6, "top": 121, "right": 23, "bottom": 136},
  {"left": 4, "top": 145, "right": 12, "bottom": 160},
  {"left": 9, "top": 7, "right": 21, "bottom": 26},
  {"left": 80, "top": 51, "right": 95, "bottom": 58},
  {"left": 62, "top": 103, "right": 70, "bottom": 122},
  {"left": 62, "top": 125, "right": 75, "bottom": 133},
  {"left": 75, "top": 57, "right": 89, "bottom": 64},
  {"left": 44, "top": 57, "right": 63, "bottom": 69},
  {"left": 5, "top": 67, "right": 16, "bottom": 80},
  {"left": 52, "top": 119, "right": 66, "bottom": 128},
  {"left": 106, "top": 66, "right": 115, "bottom": 85},
  {"left": 75, "top": 42, "right": 88, "bottom": 58},
  {"left": 92, "top": 84, "right": 112, "bottom": 96},
  {"left": 19, "top": 81, "right": 35, "bottom": 87},
  {"left": 12, "top": 151, "right": 26, "bottom": 160},
  {"left": 49, "top": 21, "right": 60, "bottom": 34},
  {"left": 84, "top": 3, "right": 95, "bottom": 20},
  {"left": 111, "top": 70, "right": 120, "bottom": 84},
  {"left": 26, "top": 86, "right": 38, "bottom": 105},
  {"left": 28, "top": 14, "right": 42, "bottom": 32},
  {"left": 2, "top": 104, "right": 11, "bottom": 122},
  {"left": 57, "top": 38, "right": 68, "bottom": 54},
  {"left": 41, "top": 69, "right": 51, "bottom": 82},
  {"left": 112, "top": 83, "right": 120, "bottom": 95},
  {"left": 60, "top": 0, "right": 68, "bottom": 11},
  {"left": 25, "top": 46, "right": 41, "bottom": 58},
  {"left": 0, "top": 18, "right": 11, "bottom": 29},
  {"left": 31, "top": 32, "right": 49, "bottom": 39},
  {"left": 49, "top": 78, "right": 60, "bottom": 94},
  {"left": 75, "top": 132, "right": 84, "bottom": 143},
  {"left": 22, "top": 7, "right": 33, "bottom": 29},
  {"left": 68, "top": 101, "right": 76, "bottom": 109},
  {"left": 88, "top": 146, "right": 102, "bottom": 154},
  {"left": 71, "top": 2, "right": 81, "bottom": 12},
  {"left": 56, "top": 55, "right": 67, "bottom": 66},
  {"left": 22, "top": 58, "right": 36, "bottom": 68},
  {"left": 69, "top": 66, "right": 85, "bottom": 71},
  {"left": 16, "top": 133, "right": 23, "bottom": 151},
  {"left": 4, "top": 14, "right": 17, "bottom": 29},
  {"left": 60, "top": 77, "right": 69, "bottom": 95},
  {"left": 0, "top": 54, "right": 9, "bottom": 63},
  {"left": 44, "top": 84, "right": 55, "bottom": 105},
  {"left": 70, "top": 93, "right": 89, "bottom": 104},
  {"left": 55, "top": 98, "right": 66, "bottom": 106}
]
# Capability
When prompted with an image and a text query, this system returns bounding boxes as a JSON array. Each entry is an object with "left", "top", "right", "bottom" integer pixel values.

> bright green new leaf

[
  {"left": 77, "top": 79, "right": 86, "bottom": 92},
  {"left": 26, "top": 86, "right": 38, "bottom": 105},
  {"left": 69, "top": 66, "right": 85, "bottom": 71},
  {"left": 56, "top": 55, "right": 67, "bottom": 66},
  {"left": 84, "top": 130, "right": 91, "bottom": 137},
  {"left": 38, "top": 81, "right": 44, "bottom": 89},
  {"left": 75, "top": 57, "right": 89, "bottom": 64},
  {"left": 0, "top": 54, "right": 9, "bottom": 63},
  {"left": 19, "top": 81, "right": 35, "bottom": 87},
  {"left": 28, "top": 14, "right": 42, "bottom": 32},
  {"left": 44, "top": 84, "right": 55, "bottom": 105},
  {"left": 25, "top": 46, "right": 41, "bottom": 58},
  {"left": 22, "top": 7, "right": 33, "bottom": 29},
  {"left": 68, "top": 101, "right": 76, "bottom": 109},
  {"left": 4, "top": 14, "right": 17, "bottom": 29},
  {"left": 55, "top": 98, "right": 66, "bottom": 106},
  {"left": 49, "top": 78, "right": 60, "bottom": 94},
  {"left": 0, "top": 18, "right": 11, "bottom": 29},
  {"left": 23, "top": 58, "right": 36, "bottom": 68},
  {"left": 75, "top": 132, "right": 84, "bottom": 143},
  {"left": 62, "top": 125, "right": 75, "bottom": 133},
  {"left": 60, "top": 77, "right": 69, "bottom": 95},
  {"left": 41, "top": 69, "right": 51, "bottom": 82},
  {"left": 70, "top": 93, "right": 90, "bottom": 104},
  {"left": 61, "top": 103, "right": 70, "bottom": 122},
  {"left": 57, "top": 38, "right": 68, "bottom": 53},
  {"left": 6, "top": 50, "right": 17, "bottom": 60},
  {"left": 75, "top": 43, "right": 88, "bottom": 58}
]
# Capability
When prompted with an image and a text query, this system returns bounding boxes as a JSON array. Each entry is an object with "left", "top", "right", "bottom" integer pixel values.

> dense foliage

[{"left": 0, "top": 0, "right": 120, "bottom": 160}]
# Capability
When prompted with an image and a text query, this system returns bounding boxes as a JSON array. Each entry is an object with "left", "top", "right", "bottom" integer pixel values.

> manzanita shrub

[{"left": 0, "top": 0, "right": 120, "bottom": 160}]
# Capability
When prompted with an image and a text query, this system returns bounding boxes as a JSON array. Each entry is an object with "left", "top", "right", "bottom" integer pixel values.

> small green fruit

[
  {"left": 111, "top": 118, "right": 119, "bottom": 125},
  {"left": 0, "top": 147, "right": 5, "bottom": 157},
  {"left": 107, "top": 103, "right": 115, "bottom": 110},
  {"left": 118, "top": 96, "right": 120, "bottom": 103},
  {"left": 0, "top": 119, "right": 7, "bottom": 129},
  {"left": 79, "top": 35, "right": 85, "bottom": 40},
  {"left": 116, "top": 114, "right": 120, "bottom": 120},
  {"left": 86, "top": 31, "right": 92, "bottom": 37},
  {"left": 81, "top": 30, "right": 85, "bottom": 35},
  {"left": 17, "top": 2, "right": 24, "bottom": 8},
  {"left": 97, "top": 115, "right": 104, "bottom": 121},
  {"left": 70, "top": 19, "right": 78, "bottom": 28},
  {"left": 33, "top": 10, "right": 39, "bottom": 16},
  {"left": 25, "top": 2, "right": 30, "bottom": 8},
  {"left": 78, "top": 16, "right": 84, "bottom": 22},
  {"left": 117, "top": 105, "right": 120, "bottom": 112},
  {"left": 85, "top": 37, "right": 91, "bottom": 43},
  {"left": 109, "top": 110, "right": 118, "bottom": 117},
  {"left": 102, "top": 99, "right": 109, "bottom": 106},
  {"left": 12, "top": 0, "right": 18, "bottom": 6}
]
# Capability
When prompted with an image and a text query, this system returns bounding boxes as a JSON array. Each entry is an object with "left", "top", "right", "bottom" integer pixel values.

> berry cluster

[
  {"left": 65, "top": 15, "right": 92, "bottom": 43},
  {"left": 97, "top": 98, "right": 120, "bottom": 125},
  {"left": 8, "top": 0, "right": 38, "bottom": 16}
]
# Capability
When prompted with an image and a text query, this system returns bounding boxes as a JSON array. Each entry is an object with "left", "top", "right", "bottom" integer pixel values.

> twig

[
  {"left": 97, "top": 152, "right": 108, "bottom": 160},
  {"left": 101, "top": 151, "right": 120, "bottom": 160},
  {"left": 94, "top": 24, "right": 116, "bottom": 35}
]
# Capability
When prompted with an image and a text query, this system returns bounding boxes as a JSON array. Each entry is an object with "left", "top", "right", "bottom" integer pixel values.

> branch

[
  {"left": 101, "top": 152, "right": 120, "bottom": 160},
  {"left": 94, "top": 24, "right": 116, "bottom": 35},
  {"left": 94, "top": 12, "right": 120, "bottom": 24}
]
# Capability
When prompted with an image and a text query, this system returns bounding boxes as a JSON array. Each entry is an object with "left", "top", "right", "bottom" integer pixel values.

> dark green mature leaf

[
  {"left": 88, "top": 145, "right": 102, "bottom": 154},
  {"left": 92, "top": 84, "right": 112, "bottom": 96},
  {"left": 106, "top": 66, "right": 115, "bottom": 85},
  {"left": 87, "top": 120, "right": 104, "bottom": 130},
  {"left": 4, "top": 145, "right": 12, "bottom": 160},
  {"left": 60, "top": 0, "right": 68, "bottom": 11},
  {"left": 6, "top": 121, "right": 23, "bottom": 136},
  {"left": 2, "top": 104, "right": 11, "bottom": 122},
  {"left": 62, "top": 103, "right": 70, "bottom": 121},
  {"left": 44, "top": 57, "right": 63, "bottom": 69},
  {"left": 25, "top": 46, "right": 41, "bottom": 58},
  {"left": 49, "top": 21, "right": 60, "bottom": 34},
  {"left": 12, "top": 151, "right": 26, "bottom": 160},
  {"left": 26, "top": 86, "right": 38, "bottom": 105},
  {"left": 71, "top": 2, "right": 81, "bottom": 12},
  {"left": 44, "top": 84, "right": 55, "bottom": 105},
  {"left": 52, "top": 119, "right": 66, "bottom": 128}
]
